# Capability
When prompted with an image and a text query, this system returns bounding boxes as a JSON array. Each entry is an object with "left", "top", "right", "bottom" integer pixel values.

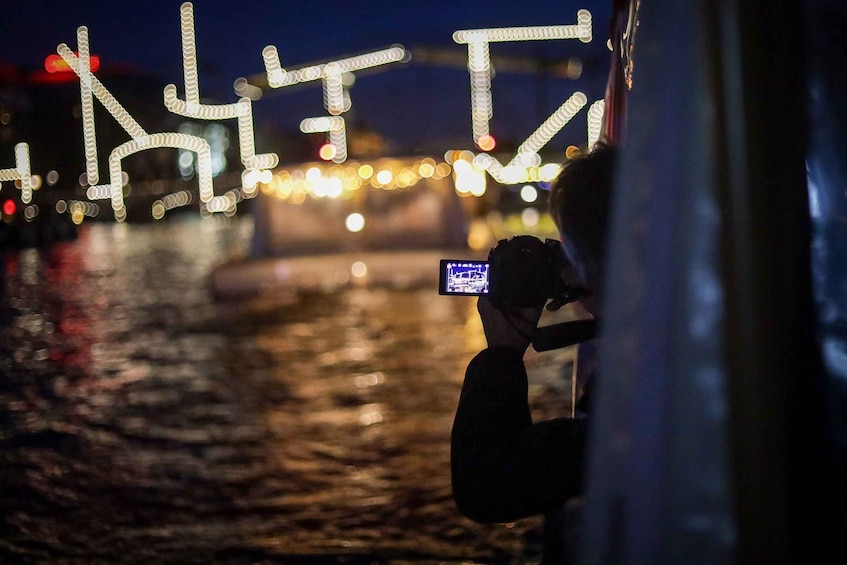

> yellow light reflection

[
  {"left": 351, "top": 261, "right": 367, "bottom": 278},
  {"left": 345, "top": 212, "right": 365, "bottom": 232},
  {"left": 375, "top": 169, "right": 393, "bottom": 185},
  {"left": 357, "top": 164, "right": 373, "bottom": 179}
]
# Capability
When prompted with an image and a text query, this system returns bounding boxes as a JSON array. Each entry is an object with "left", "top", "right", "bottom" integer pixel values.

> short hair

[{"left": 548, "top": 143, "right": 617, "bottom": 266}]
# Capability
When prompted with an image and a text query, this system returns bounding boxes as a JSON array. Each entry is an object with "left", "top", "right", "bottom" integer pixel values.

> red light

[
  {"left": 477, "top": 134, "right": 496, "bottom": 152},
  {"left": 44, "top": 53, "right": 100, "bottom": 74},
  {"left": 318, "top": 143, "right": 336, "bottom": 161},
  {"left": 2, "top": 199, "right": 16, "bottom": 216}
]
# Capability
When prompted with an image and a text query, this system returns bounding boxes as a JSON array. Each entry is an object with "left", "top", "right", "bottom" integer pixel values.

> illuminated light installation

[
  {"left": 454, "top": 11, "right": 593, "bottom": 149},
  {"left": 164, "top": 3, "right": 277, "bottom": 192},
  {"left": 262, "top": 44, "right": 408, "bottom": 163},
  {"left": 587, "top": 99, "right": 605, "bottom": 150},
  {"left": 507, "top": 91, "right": 587, "bottom": 169},
  {"left": 59, "top": 3, "right": 278, "bottom": 220},
  {"left": 453, "top": 10, "right": 603, "bottom": 189},
  {"left": 0, "top": 143, "right": 33, "bottom": 203},
  {"left": 77, "top": 27, "right": 99, "bottom": 184},
  {"left": 58, "top": 41, "right": 212, "bottom": 221},
  {"left": 477, "top": 134, "right": 496, "bottom": 152},
  {"left": 302, "top": 115, "right": 348, "bottom": 163}
]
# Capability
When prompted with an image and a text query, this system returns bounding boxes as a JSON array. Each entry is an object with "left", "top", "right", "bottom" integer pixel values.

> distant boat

[{"left": 209, "top": 156, "right": 479, "bottom": 299}]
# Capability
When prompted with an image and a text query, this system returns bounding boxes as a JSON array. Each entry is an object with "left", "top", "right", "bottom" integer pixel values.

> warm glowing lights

[
  {"left": 302, "top": 116, "right": 347, "bottom": 163},
  {"left": 262, "top": 45, "right": 408, "bottom": 88},
  {"left": 58, "top": 39, "right": 150, "bottom": 218},
  {"left": 454, "top": 11, "right": 593, "bottom": 150},
  {"left": 56, "top": 4, "right": 279, "bottom": 220},
  {"left": 152, "top": 190, "right": 194, "bottom": 220},
  {"left": 166, "top": 3, "right": 278, "bottom": 185},
  {"left": 261, "top": 158, "right": 450, "bottom": 202},
  {"left": 351, "top": 261, "right": 368, "bottom": 278},
  {"left": 300, "top": 116, "right": 345, "bottom": 134},
  {"left": 261, "top": 45, "right": 285, "bottom": 88},
  {"left": 452, "top": 16, "right": 593, "bottom": 44},
  {"left": 180, "top": 2, "right": 200, "bottom": 105},
  {"left": 0, "top": 143, "right": 33, "bottom": 204},
  {"left": 345, "top": 212, "right": 365, "bottom": 232},
  {"left": 520, "top": 185, "right": 538, "bottom": 203},
  {"left": 455, "top": 149, "right": 563, "bottom": 189},
  {"left": 452, "top": 157, "right": 487, "bottom": 197},
  {"left": 28, "top": 6, "right": 603, "bottom": 223},
  {"left": 375, "top": 169, "right": 393, "bottom": 185},
  {"left": 521, "top": 207, "right": 540, "bottom": 227},
  {"left": 587, "top": 99, "right": 605, "bottom": 150},
  {"left": 477, "top": 134, "right": 496, "bottom": 152},
  {"left": 507, "top": 91, "right": 587, "bottom": 169},
  {"left": 73, "top": 27, "right": 98, "bottom": 184},
  {"left": 358, "top": 165, "right": 374, "bottom": 179},
  {"left": 418, "top": 158, "right": 436, "bottom": 178},
  {"left": 263, "top": 45, "right": 407, "bottom": 162},
  {"left": 56, "top": 199, "right": 100, "bottom": 223},
  {"left": 539, "top": 163, "right": 562, "bottom": 180},
  {"left": 318, "top": 144, "right": 337, "bottom": 161}
]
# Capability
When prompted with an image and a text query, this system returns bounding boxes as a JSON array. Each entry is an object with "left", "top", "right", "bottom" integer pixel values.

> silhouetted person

[{"left": 451, "top": 143, "right": 617, "bottom": 564}]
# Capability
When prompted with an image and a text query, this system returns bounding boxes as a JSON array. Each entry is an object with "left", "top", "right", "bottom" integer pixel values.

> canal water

[{"left": 0, "top": 217, "right": 576, "bottom": 564}]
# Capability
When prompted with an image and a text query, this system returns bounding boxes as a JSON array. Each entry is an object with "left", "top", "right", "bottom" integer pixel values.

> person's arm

[{"left": 451, "top": 345, "right": 586, "bottom": 523}]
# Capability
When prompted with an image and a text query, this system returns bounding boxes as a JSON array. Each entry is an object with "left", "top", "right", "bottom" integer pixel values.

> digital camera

[{"left": 439, "top": 235, "right": 583, "bottom": 309}]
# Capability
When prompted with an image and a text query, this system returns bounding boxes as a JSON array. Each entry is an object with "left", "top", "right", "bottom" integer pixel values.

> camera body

[
  {"left": 439, "top": 235, "right": 582, "bottom": 309},
  {"left": 487, "top": 235, "right": 575, "bottom": 309}
]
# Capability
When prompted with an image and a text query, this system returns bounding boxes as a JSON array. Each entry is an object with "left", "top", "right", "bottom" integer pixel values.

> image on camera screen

[{"left": 439, "top": 260, "right": 490, "bottom": 296}]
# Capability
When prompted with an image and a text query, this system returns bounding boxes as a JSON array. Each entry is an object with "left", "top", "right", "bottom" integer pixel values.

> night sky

[{"left": 2, "top": 0, "right": 614, "bottom": 155}]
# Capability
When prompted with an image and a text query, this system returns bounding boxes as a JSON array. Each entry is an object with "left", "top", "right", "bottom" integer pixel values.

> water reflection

[{"left": 0, "top": 218, "right": 573, "bottom": 563}]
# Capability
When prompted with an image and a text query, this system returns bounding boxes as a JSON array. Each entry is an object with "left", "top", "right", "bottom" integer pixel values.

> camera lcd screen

[{"left": 439, "top": 260, "right": 490, "bottom": 296}]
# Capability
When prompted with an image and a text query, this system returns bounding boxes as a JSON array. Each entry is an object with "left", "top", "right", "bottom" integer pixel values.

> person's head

[{"left": 548, "top": 142, "right": 617, "bottom": 314}]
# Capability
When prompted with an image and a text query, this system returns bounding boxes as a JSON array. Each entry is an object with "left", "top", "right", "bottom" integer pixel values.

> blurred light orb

[
  {"left": 179, "top": 152, "right": 194, "bottom": 168},
  {"left": 152, "top": 201, "right": 165, "bottom": 220},
  {"left": 520, "top": 185, "right": 538, "bottom": 203},
  {"left": 358, "top": 164, "right": 373, "bottom": 179},
  {"left": 522, "top": 207, "right": 540, "bottom": 227},
  {"left": 566, "top": 145, "right": 582, "bottom": 159},
  {"left": 351, "top": 260, "right": 367, "bottom": 278},
  {"left": 540, "top": 163, "right": 562, "bottom": 180},
  {"left": 477, "top": 134, "right": 496, "bottom": 151},
  {"left": 46, "top": 170, "right": 59, "bottom": 186},
  {"left": 305, "top": 166, "right": 322, "bottom": 181},
  {"left": 319, "top": 143, "right": 336, "bottom": 161},
  {"left": 375, "top": 169, "right": 393, "bottom": 185},
  {"left": 345, "top": 212, "right": 365, "bottom": 232}
]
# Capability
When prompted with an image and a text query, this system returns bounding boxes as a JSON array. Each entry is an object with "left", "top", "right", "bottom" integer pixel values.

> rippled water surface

[{"left": 0, "top": 218, "right": 574, "bottom": 564}]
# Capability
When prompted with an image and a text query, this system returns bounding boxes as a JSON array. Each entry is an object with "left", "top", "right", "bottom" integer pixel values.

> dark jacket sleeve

[{"left": 451, "top": 346, "right": 587, "bottom": 523}]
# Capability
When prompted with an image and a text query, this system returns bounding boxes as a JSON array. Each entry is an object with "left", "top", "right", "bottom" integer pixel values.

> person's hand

[{"left": 477, "top": 296, "right": 544, "bottom": 354}]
